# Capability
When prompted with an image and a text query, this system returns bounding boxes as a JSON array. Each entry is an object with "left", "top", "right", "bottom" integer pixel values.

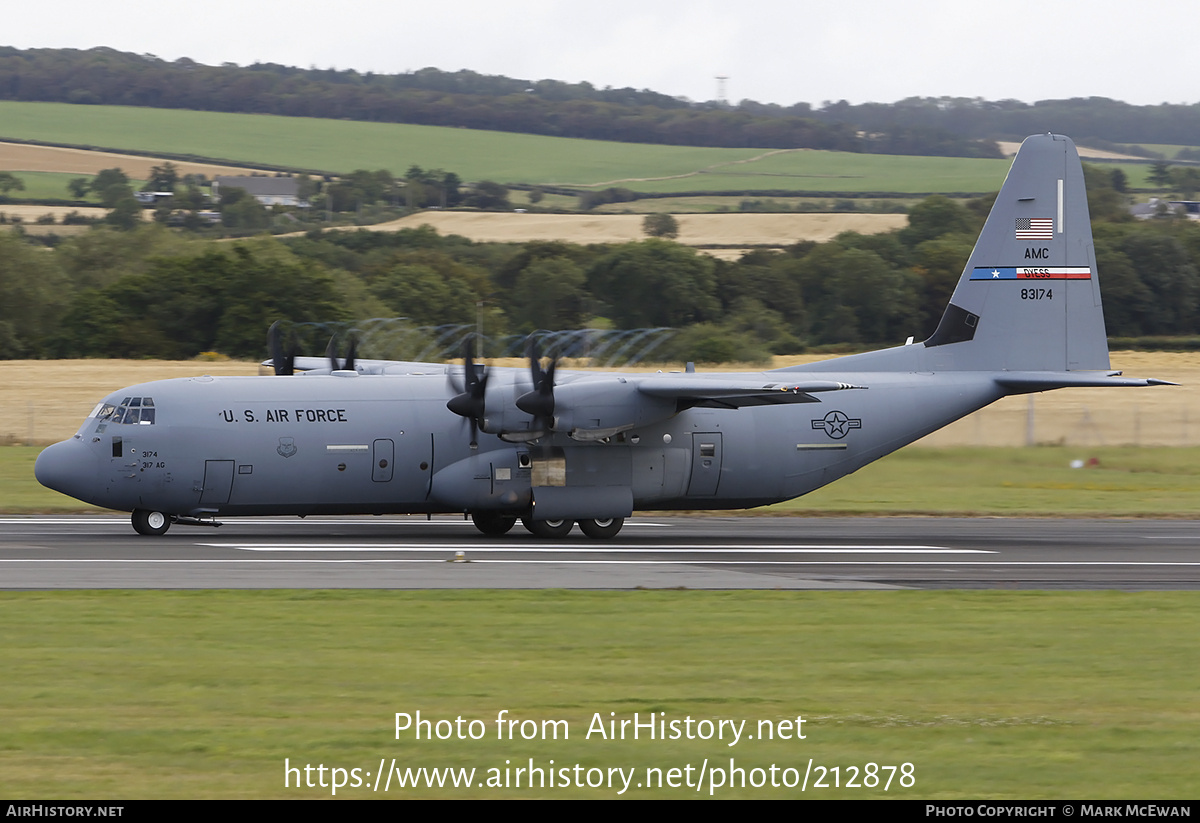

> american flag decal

[{"left": 1015, "top": 217, "right": 1053, "bottom": 239}]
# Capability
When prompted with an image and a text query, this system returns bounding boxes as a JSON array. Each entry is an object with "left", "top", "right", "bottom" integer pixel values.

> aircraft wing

[
  {"left": 264, "top": 356, "right": 447, "bottom": 375},
  {"left": 635, "top": 377, "right": 865, "bottom": 408}
]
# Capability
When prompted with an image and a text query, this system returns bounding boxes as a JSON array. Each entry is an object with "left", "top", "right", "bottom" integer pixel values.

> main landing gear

[
  {"left": 468, "top": 514, "right": 625, "bottom": 539},
  {"left": 131, "top": 509, "right": 171, "bottom": 536},
  {"left": 577, "top": 517, "right": 623, "bottom": 539},
  {"left": 470, "top": 511, "right": 517, "bottom": 536}
]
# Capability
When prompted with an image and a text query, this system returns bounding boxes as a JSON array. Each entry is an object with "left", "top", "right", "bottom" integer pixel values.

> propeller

[
  {"left": 267, "top": 320, "right": 296, "bottom": 376},
  {"left": 516, "top": 336, "right": 557, "bottom": 433},
  {"left": 446, "top": 336, "right": 488, "bottom": 448},
  {"left": 325, "top": 330, "right": 358, "bottom": 372}
]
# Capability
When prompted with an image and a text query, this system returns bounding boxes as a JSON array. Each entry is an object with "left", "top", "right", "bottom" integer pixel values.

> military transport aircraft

[{"left": 35, "top": 134, "right": 1171, "bottom": 539}]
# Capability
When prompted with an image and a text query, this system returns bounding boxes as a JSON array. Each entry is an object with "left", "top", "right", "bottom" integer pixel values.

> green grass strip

[{"left": 0, "top": 590, "right": 1196, "bottom": 798}]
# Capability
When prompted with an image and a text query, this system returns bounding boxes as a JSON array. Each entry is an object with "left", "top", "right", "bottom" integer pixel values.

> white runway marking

[
  {"left": 201, "top": 543, "right": 978, "bottom": 553},
  {"left": 3, "top": 560, "right": 1200, "bottom": 567}
]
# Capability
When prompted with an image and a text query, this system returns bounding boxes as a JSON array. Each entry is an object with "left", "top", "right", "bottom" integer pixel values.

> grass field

[
  {"left": 1131, "top": 144, "right": 1200, "bottom": 159},
  {"left": 774, "top": 446, "right": 1200, "bottom": 517},
  {"left": 0, "top": 170, "right": 104, "bottom": 203},
  {"left": 0, "top": 100, "right": 1135, "bottom": 195},
  {"left": 1, "top": 589, "right": 1196, "bottom": 798}
]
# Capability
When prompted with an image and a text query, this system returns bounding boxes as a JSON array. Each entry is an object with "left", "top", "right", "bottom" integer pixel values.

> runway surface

[{"left": 2, "top": 514, "right": 1199, "bottom": 590}]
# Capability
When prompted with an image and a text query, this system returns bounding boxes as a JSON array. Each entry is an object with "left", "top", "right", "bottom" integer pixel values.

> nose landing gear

[{"left": 131, "top": 509, "right": 171, "bottom": 536}]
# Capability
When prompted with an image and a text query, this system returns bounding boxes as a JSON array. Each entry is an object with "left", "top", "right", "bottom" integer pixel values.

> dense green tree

[
  {"left": 494, "top": 241, "right": 595, "bottom": 291},
  {"left": 1093, "top": 246, "right": 1153, "bottom": 337},
  {"left": 0, "top": 172, "right": 25, "bottom": 196},
  {"left": 723, "top": 295, "right": 803, "bottom": 354},
  {"left": 328, "top": 169, "right": 397, "bottom": 212},
  {"left": 1148, "top": 162, "right": 1173, "bottom": 190},
  {"left": 145, "top": 162, "right": 179, "bottom": 192},
  {"left": 55, "top": 245, "right": 344, "bottom": 359},
  {"left": 714, "top": 252, "right": 804, "bottom": 326},
  {"left": 57, "top": 224, "right": 195, "bottom": 291},
  {"left": 508, "top": 257, "right": 588, "bottom": 332},
  {"left": 0, "top": 231, "right": 69, "bottom": 357},
  {"left": 587, "top": 240, "right": 718, "bottom": 328},
  {"left": 66, "top": 177, "right": 90, "bottom": 199},
  {"left": 217, "top": 187, "right": 271, "bottom": 229},
  {"left": 899, "top": 195, "right": 976, "bottom": 246},
  {"left": 1117, "top": 230, "right": 1199, "bottom": 334},
  {"left": 1081, "top": 163, "right": 1130, "bottom": 222},
  {"left": 910, "top": 236, "right": 974, "bottom": 335},
  {"left": 90, "top": 168, "right": 129, "bottom": 196},
  {"left": 104, "top": 195, "right": 142, "bottom": 230},
  {"left": 403, "top": 167, "right": 462, "bottom": 208},
  {"left": 833, "top": 230, "right": 912, "bottom": 269},
  {"left": 793, "top": 244, "right": 920, "bottom": 344},
  {"left": 462, "top": 181, "right": 510, "bottom": 210},
  {"left": 1170, "top": 167, "right": 1200, "bottom": 199},
  {"left": 98, "top": 182, "right": 135, "bottom": 209},
  {"left": 367, "top": 262, "right": 479, "bottom": 326},
  {"left": 642, "top": 213, "right": 679, "bottom": 239},
  {"left": 660, "top": 321, "right": 772, "bottom": 365}
]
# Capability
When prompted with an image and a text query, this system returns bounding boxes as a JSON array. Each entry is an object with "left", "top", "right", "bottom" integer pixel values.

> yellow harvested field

[
  {"left": 359, "top": 211, "right": 909, "bottom": 247},
  {"left": 3, "top": 360, "right": 259, "bottom": 445},
  {"left": 0, "top": 205, "right": 107, "bottom": 220},
  {"left": 995, "top": 141, "right": 1145, "bottom": 160},
  {"left": 2, "top": 352, "right": 1195, "bottom": 448},
  {"left": 0, "top": 141, "right": 262, "bottom": 178}
]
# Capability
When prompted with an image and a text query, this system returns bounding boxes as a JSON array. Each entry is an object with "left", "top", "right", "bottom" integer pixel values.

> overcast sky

[{"left": 7, "top": 0, "right": 1195, "bottom": 108}]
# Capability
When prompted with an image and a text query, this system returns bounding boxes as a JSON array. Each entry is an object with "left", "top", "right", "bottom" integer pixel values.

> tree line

[
  {"left": 2, "top": 170, "right": 1197, "bottom": 363},
  {"left": 9, "top": 50, "right": 1200, "bottom": 158}
]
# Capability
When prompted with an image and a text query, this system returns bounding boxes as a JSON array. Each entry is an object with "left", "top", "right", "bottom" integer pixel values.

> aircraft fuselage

[{"left": 36, "top": 366, "right": 1001, "bottom": 521}]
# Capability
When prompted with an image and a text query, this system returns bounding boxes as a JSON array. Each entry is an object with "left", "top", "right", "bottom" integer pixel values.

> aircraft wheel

[
  {"left": 521, "top": 517, "right": 574, "bottom": 538},
  {"left": 132, "top": 509, "right": 171, "bottom": 536},
  {"left": 471, "top": 512, "right": 517, "bottom": 537},
  {"left": 578, "top": 517, "right": 624, "bottom": 539}
]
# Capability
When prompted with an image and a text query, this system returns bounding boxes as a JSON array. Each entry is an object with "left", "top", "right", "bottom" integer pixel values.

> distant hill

[
  {"left": 0, "top": 101, "right": 1031, "bottom": 195},
  {"left": 0, "top": 47, "right": 997, "bottom": 158}
]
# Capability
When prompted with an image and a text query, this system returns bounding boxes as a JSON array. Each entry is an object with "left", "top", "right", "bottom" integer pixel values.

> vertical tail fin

[{"left": 923, "top": 133, "right": 1110, "bottom": 372}]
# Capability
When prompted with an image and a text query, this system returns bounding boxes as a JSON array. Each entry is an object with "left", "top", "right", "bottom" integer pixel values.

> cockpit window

[{"left": 93, "top": 397, "right": 156, "bottom": 428}]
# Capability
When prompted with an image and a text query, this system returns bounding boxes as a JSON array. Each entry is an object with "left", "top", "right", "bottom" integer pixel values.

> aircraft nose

[{"left": 35, "top": 439, "right": 100, "bottom": 504}]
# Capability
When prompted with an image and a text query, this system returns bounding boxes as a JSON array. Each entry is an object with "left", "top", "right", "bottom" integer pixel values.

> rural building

[
  {"left": 1131, "top": 198, "right": 1200, "bottom": 220},
  {"left": 211, "top": 176, "right": 303, "bottom": 207}
]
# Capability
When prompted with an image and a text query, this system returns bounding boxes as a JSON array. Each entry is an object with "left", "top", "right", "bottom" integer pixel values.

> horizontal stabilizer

[{"left": 995, "top": 372, "right": 1178, "bottom": 394}]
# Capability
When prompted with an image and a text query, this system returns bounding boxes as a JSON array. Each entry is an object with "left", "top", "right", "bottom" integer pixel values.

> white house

[{"left": 211, "top": 176, "right": 303, "bottom": 207}]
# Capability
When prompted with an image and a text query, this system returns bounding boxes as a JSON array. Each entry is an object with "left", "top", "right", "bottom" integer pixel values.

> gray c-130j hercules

[{"left": 36, "top": 134, "right": 1172, "bottom": 538}]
